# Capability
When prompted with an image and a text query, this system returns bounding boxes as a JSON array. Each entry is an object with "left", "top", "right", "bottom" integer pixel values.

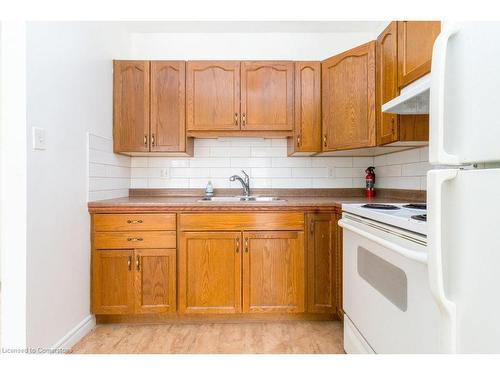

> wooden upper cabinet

[
  {"left": 377, "top": 22, "right": 399, "bottom": 145},
  {"left": 113, "top": 61, "right": 150, "bottom": 153},
  {"left": 135, "top": 248, "right": 176, "bottom": 314},
  {"left": 150, "top": 61, "right": 189, "bottom": 152},
  {"left": 397, "top": 21, "right": 441, "bottom": 88},
  {"left": 288, "top": 62, "right": 322, "bottom": 155},
  {"left": 186, "top": 61, "right": 241, "bottom": 131},
  {"left": 322, "top": 42, "right": 376, "bottom": 151},
  {"left": 242, "top": 231, "right": 305, "bottom": 313},
  {"left": 179, "top": 231, "right": 242, "bottom": 314},
  {"left": 241, "top": 61, "right": 294, "bottom": 131},
  {"left": 92, "top": 249, "right": 135, "bottom": 314},
  {"left": 306, "top": 214, "right": 335, "bottom": 314}
]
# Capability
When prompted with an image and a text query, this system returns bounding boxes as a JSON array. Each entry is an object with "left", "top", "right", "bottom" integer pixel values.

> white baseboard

[{"left": 53, "top": 314, "right": 96, "bottom": 351}]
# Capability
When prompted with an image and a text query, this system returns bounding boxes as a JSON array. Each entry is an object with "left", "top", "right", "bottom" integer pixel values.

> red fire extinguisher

[{"left": 365, "top": 166, "right": 376, "bottom": 198}]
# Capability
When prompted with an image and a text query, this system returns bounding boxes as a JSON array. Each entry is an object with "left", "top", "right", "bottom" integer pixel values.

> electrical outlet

[
  {"left": 32, "top": 127, "right": 46, "bottom": 150},
  {"left": 329, "top": 167, "right": 335, "bottom": 177},
  {"left": 160, "top": 168, "right": 169, "bottom": 178}
]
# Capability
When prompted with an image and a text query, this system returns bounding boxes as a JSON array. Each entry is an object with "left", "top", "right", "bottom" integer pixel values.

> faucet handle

[{"left": 241, "top": 170, "right": 249, "bottom": 183}]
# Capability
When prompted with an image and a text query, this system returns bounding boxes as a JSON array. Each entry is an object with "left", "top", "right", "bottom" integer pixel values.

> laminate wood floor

[{"left": 71, "top": 321, "right": 344, "bottom": 354}]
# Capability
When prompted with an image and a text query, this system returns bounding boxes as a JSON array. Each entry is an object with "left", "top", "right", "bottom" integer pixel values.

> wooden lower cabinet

[
  {"left": 135, "top": 249, "right": 177, "bottom": 314},
  {"left": 306, "top": 212, "right": 343, "bottom": 319},
  {"left": 92, "top": 249, "right": 135, "bottom": 314},
  {"left": 243, "top": 231, "right": 305, "bottom": 313},
  {"left": 179, "top": 232, "right": 242, "bottom": 314},
  {"left": 92, "top": 248, "right": 176, "bottom": 315}
]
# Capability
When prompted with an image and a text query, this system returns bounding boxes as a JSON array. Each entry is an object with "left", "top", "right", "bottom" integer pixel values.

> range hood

[{"left": 382, "top": 74, "right": 430, "bottom": 114}]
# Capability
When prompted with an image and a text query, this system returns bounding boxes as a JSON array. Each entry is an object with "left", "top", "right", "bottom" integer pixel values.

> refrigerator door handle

[
  {"left": 427, "top": 169, "right": 458, "bottom": 353},
  {"left": 430, "top": 26, "right": 461, "bottom": 166}
]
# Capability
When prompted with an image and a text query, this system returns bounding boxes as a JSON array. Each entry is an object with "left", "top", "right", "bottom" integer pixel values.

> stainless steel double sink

[{"left": 197, "top": 196, "right": 286, "bottom": 203}]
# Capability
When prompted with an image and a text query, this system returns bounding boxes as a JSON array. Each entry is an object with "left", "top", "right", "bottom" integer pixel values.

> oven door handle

[{"left": 338, "top": 219, "right": 428, "bottom": 264}]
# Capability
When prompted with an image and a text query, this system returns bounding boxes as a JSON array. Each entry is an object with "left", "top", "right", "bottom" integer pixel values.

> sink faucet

[{"left": 229, "top": 170, "right": 251, "bottom": 197}]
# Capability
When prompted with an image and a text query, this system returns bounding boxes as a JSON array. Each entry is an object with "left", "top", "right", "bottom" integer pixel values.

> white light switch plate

[{"left": 32, "top": 127, "right": 46, "bottom": 150}]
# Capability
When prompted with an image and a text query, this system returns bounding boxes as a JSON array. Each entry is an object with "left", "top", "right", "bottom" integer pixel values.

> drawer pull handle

[
  {"left": 245, "top": 238, "right": 249, "bottom": 253},
  {"left": 127, "top": 219, "right": 143, "bottom": 224},
  {"left": 127, "top": 256, "right": 132, "bottom": 271},
  {"left": 127, "top": 237, "right": 144, "bottom": 242},
  {"left": 136, "top": 257, "right": 141, "bottom": 271},
  {"left": 236, "top": 238, "right": 240, "bottom": 253}
]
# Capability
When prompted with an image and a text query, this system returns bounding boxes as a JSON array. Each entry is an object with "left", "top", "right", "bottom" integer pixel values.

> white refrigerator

[{"left": 427, "top": 21, "right": 500, "bottom": 353}]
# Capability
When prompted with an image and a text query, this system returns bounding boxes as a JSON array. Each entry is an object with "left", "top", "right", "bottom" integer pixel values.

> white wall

[
  {"left": 1, "top": 21, "right": 28, "bottom": 349},
  {"left": 129, "top": 32, "right": 377, "bottom": 60},
  {"left": 25, "top": 22, "right": 129, "bottom": 349}
]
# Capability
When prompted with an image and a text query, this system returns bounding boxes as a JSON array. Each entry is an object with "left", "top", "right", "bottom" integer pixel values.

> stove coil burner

[
  {"left": 403, "top": 203, "right": 427, "bottom": 210},
  {"left": 362, "top": 204, "right": 400, "bottom": 210},
  {"left": 411, "top": 214, "right": 427, "bottom": 222}
]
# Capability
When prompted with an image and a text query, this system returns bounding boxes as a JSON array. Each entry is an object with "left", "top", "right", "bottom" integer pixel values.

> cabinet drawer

[
  {"left": 179, "top": 212, "right": 304, "bottom": 231},
  {"left": 94, "top": 231, "right": 176, "bottom": 249},
  {"left": 93, "top": 214, "right": 176, "bottom": 232}
]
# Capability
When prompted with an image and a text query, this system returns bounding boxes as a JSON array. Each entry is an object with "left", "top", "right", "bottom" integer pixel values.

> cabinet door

[
  {"left": 241, "top": 61, "right": 294, "bottom": 131},
  {"left": 322, "top": 42, "right": 376, "bottom": 151},
  {"left": 186, "top": 61, "right": 240, "bottom": 131},
  {"left": 242, "top": 231, "right": 305, "bottom": 313},
  {"left": 179, "top": 232, "right": 242, "bottom": 314},
  {"left": 397, "top": 21, "right": 441, "bottom": 88},
  {"left": 306, "top": 213, "right": 335, "bottom": 314},
  {"left": 289, "top": 61, "right": 322, "bottom": 154},
  {"left": 150, "top": 61, "right": 188, "bottom": 152},
  {"left": 377, "top": 22, "right": 400, "bottom": 145},
  {"left": 135, "top": 249, "right": 176, "bottom": 314},
  {"left": 113, "top": 60, "right": 150, "bottom": 152},
  {"left": 92, "top": 249, "right": 135, "bottom": 314}
]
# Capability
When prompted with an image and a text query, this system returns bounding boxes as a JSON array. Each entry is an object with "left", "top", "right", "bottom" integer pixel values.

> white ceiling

[{"left": 120, "top": 21, "right": 388, "bottom": 34}]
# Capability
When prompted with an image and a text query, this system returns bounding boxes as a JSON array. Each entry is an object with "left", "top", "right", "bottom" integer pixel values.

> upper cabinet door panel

[
  {"left": 150, "top": 61, "right": 186, "bottom": 152},
  {"left": 241, "top": 61, "right": 294, "bottom": 131},
  {"left": 377, "top": 21, "right": 399, "bottom": 145},
  {"left": 113, "top": 60, "right": 150, "bottom": 153},
  {"left": 322, "top": 42, "right": 376, "bottom": 151},
  {"left": 397, "top": 21, "right": 441, "bottom": 88},
  {"left": 186, "top": 61, "right": 240, "bottom": 131},
  {"left": 294, "top": 62, "right": 322, "bottom": 152}
]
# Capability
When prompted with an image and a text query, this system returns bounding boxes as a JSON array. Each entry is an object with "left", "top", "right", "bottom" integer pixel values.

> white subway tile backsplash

[
  {"left": 252, "top": 167, "right": 291, "bottom": 178},
  {"left": 231, "top": 158, "right": 272, "bottom": 168},
  {"left": 251, "top": 147, "right": 287, "bottom": 158},
  {"left": 312, "top": 157, "right": 353, "bottom": 168},
  {"left": 88, "top": 133, "right": 130, "bottom": 201},
  {"left": 88, "top": 136, "right": 432, "bottom": 198},
  {"left": 291, "top": 167, "right": 329, "bottom": 178}
]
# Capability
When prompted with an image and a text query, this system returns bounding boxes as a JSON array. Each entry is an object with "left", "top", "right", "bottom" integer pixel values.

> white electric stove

[
  {"left": 341, "top": 203, "right": 427, "bottom": 235},
  {"left": 339, "top": 202, "right": 440, "bottom": 354}
]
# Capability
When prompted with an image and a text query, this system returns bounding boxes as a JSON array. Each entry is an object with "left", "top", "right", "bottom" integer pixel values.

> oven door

[{"left": 339, "top": 214, "right": 440, "bottom": 354}]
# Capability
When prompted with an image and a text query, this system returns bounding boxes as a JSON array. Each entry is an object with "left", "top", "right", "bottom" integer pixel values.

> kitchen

[{"left": 1, "top": 2, "right": 500, "bottom": 370}]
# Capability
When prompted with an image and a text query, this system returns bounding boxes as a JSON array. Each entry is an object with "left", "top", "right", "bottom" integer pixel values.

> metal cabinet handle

[
  {"left": 236, "top": 238, "right": 240, "bottom": 253},
  {"left": 235, "top": 113, "right": 239, "bottom": 126},
  {"left": 151, "top": 133, "right": 155, "bottom": 147},
  {"left": 242, "top": 113, "right": 246, "bottom": 127},
  {"left": 244, "top": 238, "right": 249, "bottom": 253},
  {"left": 127, "top": 219, "right": 143, "bottom": 224},
  {"left": 323, "top": 135, "right": 327, "bottom": 148},
  {"left": 127, "top": 237, "right": 144, "bottom": 242},
  {"left": 136, "top": 257, "right": 141, "bottom": 271},
  {"left": 144, "top": 135, "right": 148, "bottom": 147},
  {"left": 127, "top": 256, "right": 132, "bottom": 271},
  {"left": 297, "top": 135, "right": 301, "bottom": 147}
]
